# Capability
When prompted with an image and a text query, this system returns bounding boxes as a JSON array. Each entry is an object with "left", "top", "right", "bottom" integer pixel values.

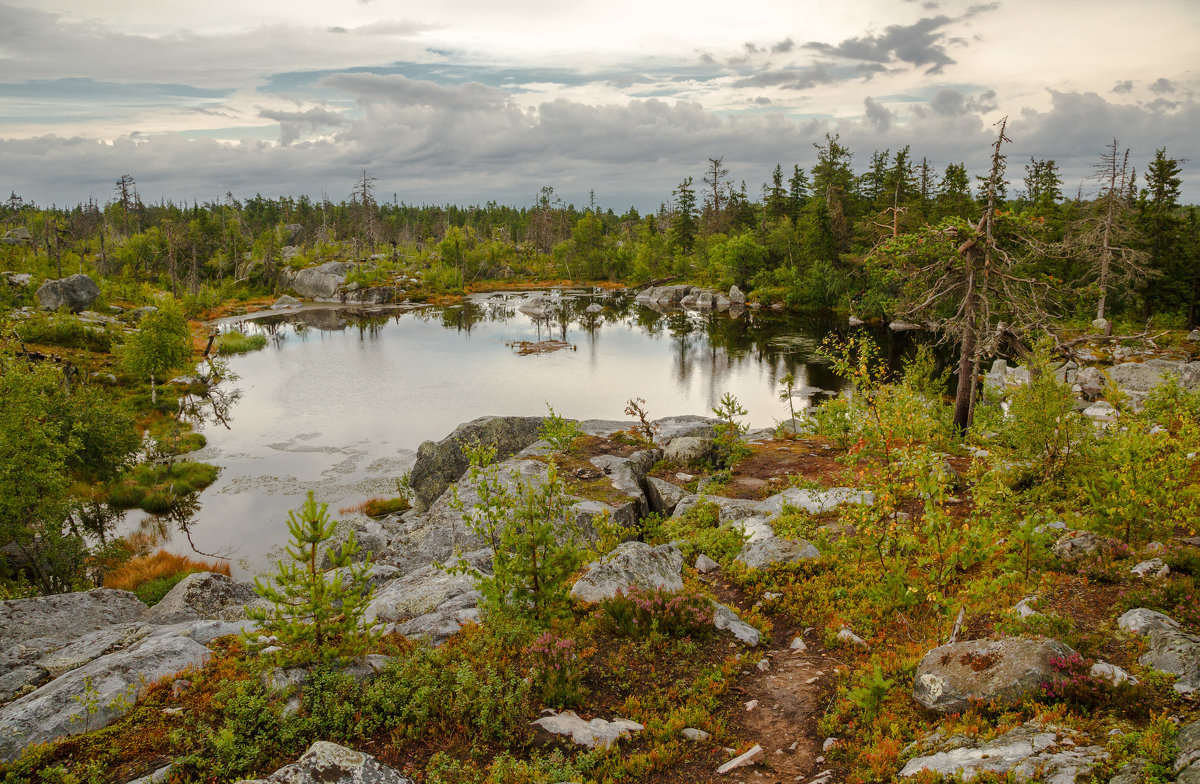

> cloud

[
  {"left": 319, "top": 73, "right": 511, "bottom": 112},
  {"left": 1150, "top": 77, "right": 1177, "bottom": 94},
  {"left": 928, "top": 87, "right": 996, "bottom": 116},
  {"left": 771, "top": 38, "right": 794, "bottom": 54},
  {"left": 1112, "top": 80, "right": 1134, "bottom": 94},
  {"left": 733, "top": 62, "right": 886, "bottom": 90},
  {"left": 805, "top": 16, "right": 957, "bottom": 74},
  {"left": 863, "top": 97, "right": 893, "bottom": 131},
  {"left": 257, "top": 106, "right": 349, "bottom": 145}
]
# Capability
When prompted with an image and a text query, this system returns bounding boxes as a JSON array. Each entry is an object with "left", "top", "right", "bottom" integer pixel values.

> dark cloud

[
  {"left": 1150, "top": 77, "right": 1176, "bottom": 94},
  {"left": 258, "top": 106, "right": 349, "bottom": 145},
  {"left": 318, "top": 74, "right": 512, "bottom": 111},
  {"left": 1146, "top": 97, "right": 1178, "bottom": 111},
  {"left": 743, "top": 42, "right": 762, "bottom": 55},
  {"left": 964, "top": 3, "right": 1000, "bottom": 17},
  {"left": 734, "top": 62, "right": 886, "bottom": 90},
  {"left": 806, "top": 16, "right": 956, "bottom": 74},
  {"left": 1112, "top": 80, "right": 1134, "bottom": 93},
  {"left": 771, "top": 38, "right": 794, "bottom": 54},
  {"left": 753, "top": 96, "right": 772, "bottom": 105},
  {"left": 928, "top": 87, "right": 995, "bottom": 116}
]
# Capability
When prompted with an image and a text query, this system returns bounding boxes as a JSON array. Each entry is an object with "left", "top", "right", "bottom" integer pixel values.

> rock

[
  {"left": 734, "top": 537, "right": 820, "bottom": 569},
  {"left": 1090, "top": 661, "right": 1137, "bottom": 685},
  {"left": 1109, "top": 758, "right": 1150, "bottom": 784},
  {"left": 366, "top": 562, "right": 480, "bottom": 644},
  {"left": 1140, "top": 626, "right": 1200, "bottom": 693},
  {"left": 889, "top": 320, "right": 922, "bottom": 332},
  {"left": 1, "top": 227, "right": 32, "bottom": 244},
  {"left": 899, "top": 722, "right": 1105, "bottom": 782},
  {"left": 694, "top": 554, "right": 720, "bottom": 573},
  {"left": 912, "top": 636, "right": 1077, "bottom": 713},
  {"left": 245, "top": 740, "right": 413, "bottom": 783},
  {"left": 712, "top": 602, "right": 760, "bottom": 646},
  {"left": 408, "top": 416, "right": 545, "bottom": 511},
  {"left": 729, "top": 285, "right": 745, "bottom": 305},
  {"left": 837, "top": 627, "right": 867, "bottom": 648},
  {"left": 1051, "top": 530, "right": 1121, "bottom": 562},
  {"left": 1189, "top": 330, "right": 1200, "bottom": 343},
  {"left": 716, "top": 744, "right": 764, "bottom": 774},
  {"left": 570, "top": 542, "right": 683, "bottom": 603},
  {"left": 1176, "top": 720, "right": 1200, "bottom": 778},
  {"left": 848, "top": 315, "right": 865, "bottom": 327},
  {"left": 757, "top": 487, "right": 875, "bottom": 516},
  {"left": 646, "top": 477, "right": 689, "bottom": 516},
  {"left": 682, "top": 727, "right": 711, "bottom": 741},
  {"left": 34, "top": 274, "right": 100, "bottom": 312},
  {"left": 636, "top": 285, "right": 694, "bottom": 309},
  {"left": 1131, "top": 558, "right": 1169, "bottom": 578},
  {"left": 145, "top": 572, "right": 261, "bottom": 624},
  {"left": 585, "top": 303, "right": 603, "bottom": 313},
  {"left": 1, "top": 271, "right": 32, "bottom": 287},
  {"left": 35, "top": 623, "right": 148, "bottom": 679},
  {"left": 1082, "top": 401, "right": 1117, "bottom": 423},
  {"left": 282, "top": 224, "right": 304, "bottom": 245},
  {"left": 272, "top": 294, "right": 302, "bottom": 309},
  {"left": 1117, "top": 608, "right": 1181, "bottom": 635},
  {"left": 0, "top": 634, "right": 210, "bottom": 762},
  {"left": 127, "top": 764, "right": 174, "bottom": 784},
  {"left": 292, "top": 261, "right": 351, "bottom": 299},
  {"left": 1013, "top": 597, "right": 1040, "bottom": 619},
  {"left": 589, "top": 449, "right": 661, "bottom": 517},
  {"left": 531, "top": 710, "right": 643, "bottom": 749},
  {"left": 790, "top": 636, "right": 807, "bottom": 651},
  {"left": 1091, "top": 317, "right": 1109, "bottom": 330},
  {"left": 1075, "top": 366, "right": 1104, "bottom": 400},
  {"left": 0, "top": 588, "right": 147, "bottom": 664},
  {"left": 321, "top": 517, "right": 395, "bottom": 569},
  {"left": 652, "top": 415, "right": 717, "bottom": 443},
  {"left": 664, "top": 436, "right": 713, "bottom": 466}
]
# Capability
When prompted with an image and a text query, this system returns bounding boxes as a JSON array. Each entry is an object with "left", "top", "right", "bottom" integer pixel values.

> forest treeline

[{"left": 3, "top": 133, "right": 1198, "bottom": 326}]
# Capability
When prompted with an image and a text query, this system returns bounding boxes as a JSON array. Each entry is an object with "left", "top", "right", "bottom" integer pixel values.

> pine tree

[{"left": 248, "top": 492, "right": 378, "bottom": 665}]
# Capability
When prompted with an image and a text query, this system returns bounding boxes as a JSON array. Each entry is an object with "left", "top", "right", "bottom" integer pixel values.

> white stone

[{"left": 716, "top": 744, "right": 764, "bottom": 774}]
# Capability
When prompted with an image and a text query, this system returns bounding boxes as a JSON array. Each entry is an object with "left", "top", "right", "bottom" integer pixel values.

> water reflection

[{"left": 150, "top": 291, "right": 899, "bottom": 577}]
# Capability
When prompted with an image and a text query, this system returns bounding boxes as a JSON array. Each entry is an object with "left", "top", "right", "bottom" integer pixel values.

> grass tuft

[
  {"left": 104, "top": 549, "right": 231, "bottom": 605},
  {"left": 214, "top": 330, "right": 267, "bottom": 355}
]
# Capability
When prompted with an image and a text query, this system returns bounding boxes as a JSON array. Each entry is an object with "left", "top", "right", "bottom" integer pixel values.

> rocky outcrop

[
  {"left": 1117, "top": 607, "right": 1180, "bottom": 634},
  {"left": 34, "top": 274, "right": 100, "bottom": 312},
  {"left": 570, "top": 542, "right": 684, "bottom": 603},
  {"left": 408, "top": 416, "right": 545, "bottom": 511},
  {"left": 238, "top": 740, "right": 414, "bottom": 783},
  {"left": 664, "top": 436, "right": 713, "bottom": 465},
  {"left": 1, "top": 227, "right": 32, "bottom": 245},
  {"left": 645, "top": 477, "right": 688, "bottom": 516},
  {"left": 0, "top": 633, "right": 211, "bottom": 762},
  {"left": 900, "top": 722, "right": 1105, "bottom": 782},
  {"left": 635, "top": 285, "right": 694, "bottom": 310},
  {"left": 365, "top": 561, "right": 481, "bottom": 645},
  {"left": 1121, "top": 609, "right": 1200, "bottom": 693},
  {"left": 531, "top": 710, "right": 643, "bottom": 749},
  {"left": 912, "top": 636, "right": 1077, "bottom": 713},
  {"left": 1051, "top": 530, "right": 1122, "bottom": 562},
  {"left": 292, "top": 262, "right": 351, "bottom": 299},
  {"left": 144, "top": 572, "right": 262, "bottom": 624}
]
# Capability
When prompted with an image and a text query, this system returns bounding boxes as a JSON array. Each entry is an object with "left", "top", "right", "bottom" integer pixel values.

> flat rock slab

[
  {"left": 531, "top": 710, "right": 643, "bottom": 749},
  {"left": 0, "top": 588, "right": 147, "bottom": 657},
  {"left": 900, "top": 722, "right": 1105, "bottom": 782},
  {"left": 0, "top": 634, "right": 210, "bottom": 763},
  {"left": 913, "top": 636, "right": 1077, "bottom": 713},
  {"left": 237, "top": 740, "right": 414, "bottom": 783},
  {"left": 734, "top": 536, "right": 820, "bottom": 570},
  {"left": 712, "top": 602, "right": 760, "bottom": 646}
]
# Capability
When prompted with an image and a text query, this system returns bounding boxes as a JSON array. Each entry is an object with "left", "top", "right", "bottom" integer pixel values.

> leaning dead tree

[{"left": 871, "top": 117, "right": 1055, "bottom": 432}]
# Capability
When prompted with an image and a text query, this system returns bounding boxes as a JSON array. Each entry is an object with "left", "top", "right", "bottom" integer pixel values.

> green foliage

[
  {"left": 106, "top": 461, "right": 218, "bottom": 513},
  {"left": 423, "top": 262, "right": 464, "bottom": 293},
  {"left": 643, "top": 502, "right": 745, "bottom": 565},
  {"left": 214, "top": 330, "right": 267, "bottom": 355},
  {"left": 133, "top": 572, "right": 194, "bottom": 606},
  {"left": 525, "top": 632, "right": 589, "bottom": 707},
  {"left": 711, "top": 392, "right": 750, "bottom": 469},
  {"left": 447, "top": 443, "right": 584, "bottom": 621},
  {"left": 247, "top": 491, "right": 378, "bottom": 666},
  {"left": 119, "top": 297, "right": 191, "bottom": 401},
  {"left": 539, "top": 403, "right": 582, "bottom": 452},
  {"left": 599, "top": 585, "right": 713, "bottom": 638},
  {"left": 15, "top": 312, "right": 115, "bottom": 352},
  {"left": 845, "top": 661, "right": 895, "bottom": 721}
]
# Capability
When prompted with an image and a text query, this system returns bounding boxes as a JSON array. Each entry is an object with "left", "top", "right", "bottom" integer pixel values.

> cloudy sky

[{"left": 2, "top": 0, "right": 1198, "bottom": 210}]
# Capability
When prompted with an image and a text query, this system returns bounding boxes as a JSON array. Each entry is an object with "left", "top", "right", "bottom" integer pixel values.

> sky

[{"left": 1, "top": 0, "right": 1198, "bottom": 210}]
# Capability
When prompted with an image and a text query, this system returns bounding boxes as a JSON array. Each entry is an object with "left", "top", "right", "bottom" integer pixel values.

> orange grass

[{"left": 103, "top": 549, "right": 230, "bottom": 592}]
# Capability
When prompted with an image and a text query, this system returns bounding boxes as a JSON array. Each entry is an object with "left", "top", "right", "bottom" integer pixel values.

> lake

[{"left": 126, "top": 289, "right": 877, "bottom": 577}]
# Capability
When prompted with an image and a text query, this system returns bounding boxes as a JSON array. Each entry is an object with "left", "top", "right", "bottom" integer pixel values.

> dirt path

[{"left": 699, "top": 572, "right": 841, "bottom": 784}]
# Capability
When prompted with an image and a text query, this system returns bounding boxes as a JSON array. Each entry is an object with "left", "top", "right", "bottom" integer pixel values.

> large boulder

[
  {"left": 144, "top": 572, "right": 261, "bottom": 624},
  {"left": 408, "top": 416, "right": 545, "bottom": 511},
  {"left": 734, "top": 537, "right": 820, "bottom": 569},
  {"left": 912, "top": 636, "right": 1077, "bottom": 713},
  {"left": 0, "top": 588, "right": 147, "bottom": 661},
  {"left": 531, "top": 710, "right": 643, "bottom": 749},
  {"left": 1138, "top": 625, "right": 1200, "bottom": 693},
  {"left": 239, "top": 740, "right": 414, "bottom": 783},
  {"left": 570, "top": 542, "right": 683, "bottom": 603},
  {"left": 1176, "top": 720, "right": 1200, "bottom": 782},
  {"left": 589, "top": 449, "right": 660, "bottom": 517},
  {"left": 0, "top": 633, "right": 210, "bottom": 762},
  {"left": 34, "top": 274, "right": 100, "bottom": 312},
  {"left": 282, "top": 224, "right": 304, "bottom": 245},
  {"left": 664, "top": 436, "right": 713, "bottom": 466},
  {"left": 645, "top": 477, "right": 688, "bottom": 516},
  {"left": 1051, "top": 530, "right": 1122, "bottom": 563},
  {"left": 292, "top": 261, "right": 351, "bottom": 299},
  {"left": 1107, "top": 360, "right": 1200, "bottom": 402}
]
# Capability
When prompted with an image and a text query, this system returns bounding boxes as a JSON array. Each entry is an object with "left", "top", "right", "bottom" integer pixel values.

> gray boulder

[
  {"left": 1, "top": 588, "right": 147, "bottom": 662},
  {"left": 365, "top": 563, "right": 477, "bottom": 625},
  {"left": 734, "top": 537, "right": 820, "bottom": 569},
  {"left": 636, "top": 285, "right": 694, "bottom": 309},
  {"left": 35, "top": 274, "right": 100, "bottom": 312},
  {"left": 1, "top": 227, "right": 32, "bottom": 244},
  {"left": 1140, "top": 626, "right": 1200, "bottom": 693},
  {"left": 913, "top": 636, "right": 1077, "bottom": 713},
  {"left": 645, "top": 477, "right": 688, "bottom": 516},
  {"left": 272, "top": 294, "right": 302, "bottom": 309},
  {"left": 144, "top": 572, "right": 261, "bottom": 624},
  {"left": 758, "top": 486, "right": 876, "bottom": 516},
  {"left": 729, "top": 285, "right": 745, "bottom": 305},
  {"left": 1117, "top": 607, "right": 1179, "bottom": 635},
  {"left": 239, "top": 740, "right": 414, "bottom": 783},
  {"left": 899, "top": 722, "right": 1105, "bottom": 782},
  {"left": 282, "top": 224, "right": 304, "bottom": 245},
  {"left": 292, "top": 261, "right": 351, "bottom": 299},
  {"left": 712, "top": 602, "right": 760, "bottom": 646},
  {"left": 531, "top": 710, "right": 643, "bottom": 749},
  {"left": 1051, "top": 531, "right": 1121, "bottom": 562},
  {"left": 570, "top": 542, "right": 683, "bottom": 603},
  {"left": 0, "top": 634, "right": 210, "bottom": 762},
  {"left": 408, "top": 416, "right": 545, "bottom": 511},
  {"left": 1176, "top": 720, "right": 1200, "bottom": 780},
  {"left": 652, "top": 415, "right": 717, "bottom": 443},
  {"left": 664, "top": 436, "right": 713, "bottom": 466},
  {"left": 589, "top": 449, "right": 660, "bottom": 516}
]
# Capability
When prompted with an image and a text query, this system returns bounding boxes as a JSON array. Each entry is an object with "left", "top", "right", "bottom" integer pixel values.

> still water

[{"left": 131, "top": 290, "right": 871, "bottom": 577}]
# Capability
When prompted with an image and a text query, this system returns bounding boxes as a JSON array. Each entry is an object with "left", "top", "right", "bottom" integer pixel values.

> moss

[{"left": 214, "top": 331, "right": 267, "bottom": 355}]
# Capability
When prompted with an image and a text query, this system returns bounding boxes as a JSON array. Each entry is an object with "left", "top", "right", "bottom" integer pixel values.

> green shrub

[
  {"left": 711, "top": 392, "right": 750, "bottom": 469},
  {"left": 539, "top": 404, "right": 583, "bottom": 453},
  {"left": 16, "top": 312, "right": 115, "bottom": 352},
  {"left": 600, "top": 586, "right": 713, "bottom": 638},
  {"left": 106, "top": 461, "right": 219, "bottom": 513}
]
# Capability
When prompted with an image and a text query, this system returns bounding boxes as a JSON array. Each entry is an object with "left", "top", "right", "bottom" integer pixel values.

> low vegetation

[{"left": 104, "top": 549, "right": 232, "bottom": 606}]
